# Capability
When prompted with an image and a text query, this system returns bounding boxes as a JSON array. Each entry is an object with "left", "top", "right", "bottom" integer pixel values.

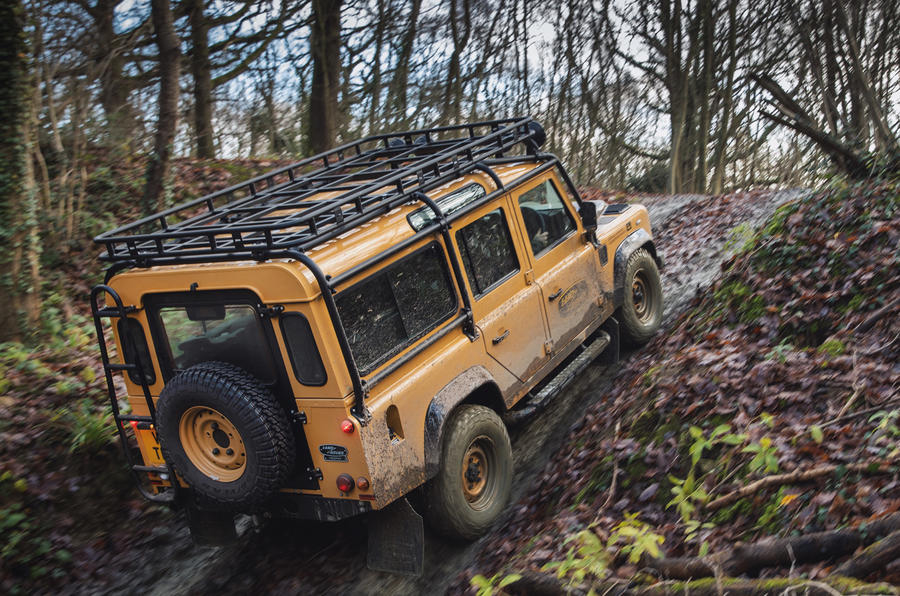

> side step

[{"left": 503, "top": 330, "right": 611, "bottom": 426}]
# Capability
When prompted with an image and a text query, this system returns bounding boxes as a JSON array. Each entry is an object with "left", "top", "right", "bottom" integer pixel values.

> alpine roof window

[{"left": 408, "top": 183, "right": 486, "bottom": 231}]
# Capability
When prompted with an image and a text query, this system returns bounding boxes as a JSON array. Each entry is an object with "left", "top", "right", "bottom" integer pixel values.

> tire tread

[{"left": 156, "top": 361, "right": 295, "bottom": 509}]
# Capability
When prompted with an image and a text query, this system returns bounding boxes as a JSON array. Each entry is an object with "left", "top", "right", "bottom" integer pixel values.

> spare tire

[{"left": 156, "top": 361, "right": 295, "bottom": 509}]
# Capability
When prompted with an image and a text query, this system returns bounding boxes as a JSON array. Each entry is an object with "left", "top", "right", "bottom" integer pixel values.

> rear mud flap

[
  {"left": 366, "top": 497, "right": 424, "bottom": 576},
  {"left": 186, "top": 507, "right": 237, "bottom": 546}
]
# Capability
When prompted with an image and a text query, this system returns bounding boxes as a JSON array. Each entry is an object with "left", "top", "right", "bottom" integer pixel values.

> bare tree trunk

[
  {"left": 834, "top": 0, "right": 897, "bottom": 151},
  {"left": 94, "top": 0, "right": 136, "bottom": 150},
  {"left": 367, "top": 0, "right": 386, "bottom": 132},
  {"left": 695, "top": 0, "right": 713, "bottom": 192},
  {"left": 0, "top": 0, "right": 39, "bottom": 341},
  {"left": 386, "top": 0, "right": 421, "bottom": 125},
  {"left": 442, "top": 0, "right": 472, "bottom": 125},
  {"left": 143, "top": 0, "right": 181, "bottom": 214},
  {"left": 190, "top": 0, "right": 215, "bottom": 158},
  {"left": 308, "top": 0, "right": 342, "bottom": 155},
  {"left": 710, "top": 0, "right": 737, "bottom": 195}
]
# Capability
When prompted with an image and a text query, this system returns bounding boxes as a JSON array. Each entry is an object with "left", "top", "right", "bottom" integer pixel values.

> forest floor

[{"left": 0, "top": 161, "right": 897, "bottom": 594}]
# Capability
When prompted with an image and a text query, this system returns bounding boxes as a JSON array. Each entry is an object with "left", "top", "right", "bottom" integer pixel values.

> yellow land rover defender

[{"left": 91, "top": 118, "right": 662, "bottom": 574}]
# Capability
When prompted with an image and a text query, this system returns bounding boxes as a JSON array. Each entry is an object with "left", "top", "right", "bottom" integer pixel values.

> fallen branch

[
  {"left": 706, "top": 462, "right": 892, "bottom": 511},
  {"left": 818, "top": 399, "right": 900, "bottom": 429},
  {"left": 853, "top": 296, "right": 900, "bottom": 335},
  {"left": 643, "top": 512, "right": 900, "bottom": 580},
  {"left": 835, "top": 350, "right": 861, "bottom": 419},
  {"left": 599, "top": 422, "right": 622, "bottom": 513},
  {"left": 504, "top": 572, "right": 897, "bottom": 596},
  {"left": 633, "top": 576, "right": 896, "bottom": 595},
  {"left": 835, "top": 529, "right": 900, "bottom": 579}
]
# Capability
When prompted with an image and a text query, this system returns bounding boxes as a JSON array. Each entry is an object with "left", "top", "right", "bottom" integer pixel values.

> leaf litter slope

[{"left": 459, "top": 179, "right": 899, "bottom": 590}]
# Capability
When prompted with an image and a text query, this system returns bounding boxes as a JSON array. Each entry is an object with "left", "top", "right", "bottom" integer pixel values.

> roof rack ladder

[{"left": 90, "top": 284, "right": 179, "bottom": 503}]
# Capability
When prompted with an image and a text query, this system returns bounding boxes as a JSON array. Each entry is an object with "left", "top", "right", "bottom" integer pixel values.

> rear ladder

[{"left": 90, "top": 284, "right": 179, "bottom": 503}]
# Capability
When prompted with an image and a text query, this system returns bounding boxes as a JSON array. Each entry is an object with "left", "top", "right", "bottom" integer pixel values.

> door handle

[
  {"left": 492, "top": 330, "right": 510, "bottom": 345},
  {"left": 548, "top": 288, "right": 563, "bottom": 301}
]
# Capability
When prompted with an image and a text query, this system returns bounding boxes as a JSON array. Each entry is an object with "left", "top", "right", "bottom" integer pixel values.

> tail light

[
  {"left": 336, "top": 474, "right": 354, "bottom": 493},
  {"left": 340, "top": 419, "right": 355, "bottom": 434}
]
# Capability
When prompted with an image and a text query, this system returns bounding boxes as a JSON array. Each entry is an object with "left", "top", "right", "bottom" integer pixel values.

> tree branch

[{"left": 706, "top": 462, "right": 892, "bottom": 511}]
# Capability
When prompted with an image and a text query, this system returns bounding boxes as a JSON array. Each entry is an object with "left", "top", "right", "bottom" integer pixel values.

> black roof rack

[{"left": 94, "top": 117, "right": 549, "bottom": 267}]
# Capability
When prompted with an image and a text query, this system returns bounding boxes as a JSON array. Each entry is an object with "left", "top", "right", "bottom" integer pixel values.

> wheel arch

[
  {"left": 613, "top": 229, "right": 662, "bottom": 308},
  {"left": 423, "top": 366, "right": 504, "bottom": 480}
]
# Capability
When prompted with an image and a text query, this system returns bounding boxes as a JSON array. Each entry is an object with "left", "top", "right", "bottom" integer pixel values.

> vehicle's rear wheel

[
  {"left": 618, "top": 248, "right": 663, "bottom": 347},
  {"left": 424, "top": 405, "right": 512, "bottom": 541},
  {"left": 156, "top": 361, "right": 295, "bottom": 510}
]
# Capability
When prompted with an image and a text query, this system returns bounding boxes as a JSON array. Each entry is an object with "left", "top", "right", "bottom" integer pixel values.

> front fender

[{"left": 613, "top": 229, "right": 662, "bottom": 307}]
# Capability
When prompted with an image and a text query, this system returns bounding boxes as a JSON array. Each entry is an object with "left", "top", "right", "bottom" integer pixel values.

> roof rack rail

[{"left": 94, "top": 117, "right": 547, "bottom": 266}]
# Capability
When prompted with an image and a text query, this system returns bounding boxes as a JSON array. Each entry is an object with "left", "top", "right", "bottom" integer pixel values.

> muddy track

[{"left": 83, "top": 190, "right": 801, "bottom": 596}]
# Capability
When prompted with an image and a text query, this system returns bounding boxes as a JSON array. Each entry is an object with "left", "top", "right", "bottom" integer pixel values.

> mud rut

[{"left": 84, "top": 191, "right": 800, "bottom": 596}]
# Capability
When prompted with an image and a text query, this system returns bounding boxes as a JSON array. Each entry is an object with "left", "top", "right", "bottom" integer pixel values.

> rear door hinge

[
  {"left": 259, "top": 304, "right": 284, "bottom": 318},
  {"left": 292, "top": 411, "right": 307, "bottom": 425},
  {"left": 307, "top": 467, "right": 323, "bottom": 481}
]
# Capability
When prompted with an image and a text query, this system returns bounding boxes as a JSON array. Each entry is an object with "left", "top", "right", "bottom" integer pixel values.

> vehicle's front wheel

[
  {"left": 618, "top": 248, "right": 663, "bottom": 347},
  {"left": 424, "top": 405, "right": 512, "bottom": 541}
]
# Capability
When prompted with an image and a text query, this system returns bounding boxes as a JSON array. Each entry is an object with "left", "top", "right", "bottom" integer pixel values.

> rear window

[
  {"left": 156, "top": 303, "right": 277, "bottom": 383},
  {"left": 336, "top": 243, "right": 457, "bottom": 374}
]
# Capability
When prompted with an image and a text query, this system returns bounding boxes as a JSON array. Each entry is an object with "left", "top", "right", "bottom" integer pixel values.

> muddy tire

[
  {"left": 618, "top": 248, "right": 663, "bottom": 347},
  {"left": 156, "top": 361, "right": 295, "bottom": 510},
  {"left": 424, "top": 405, "right": 512, "bottom": 541}
]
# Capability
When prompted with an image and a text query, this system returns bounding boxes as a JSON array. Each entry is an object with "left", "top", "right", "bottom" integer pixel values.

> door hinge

[
  {"left": 307, "top": 467, "right": 323, "bottom": 481},
  {"left": 524, "top": 270, "right": 534, "bottom": 285},
  {"left": 544, "top": 340, "right": 554, "bottom": 355},
  {"left": 259, "top": 304, "right": 284, "bottom": 318},
  {"left": 292, "top": 411, "right": 307, "bottom": 424}
]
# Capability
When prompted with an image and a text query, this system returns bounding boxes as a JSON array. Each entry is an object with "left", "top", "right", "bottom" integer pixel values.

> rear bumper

[{"left": 270, "top": 492, "right": 372, "bottom": 522}]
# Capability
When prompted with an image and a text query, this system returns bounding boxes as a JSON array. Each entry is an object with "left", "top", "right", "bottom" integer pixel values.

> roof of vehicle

[
  {"left": 108, "top": 161, "right": 549, "bottom": 298},
  {"left": 94, "top": 118, "right": 557, "bottom": 272}
]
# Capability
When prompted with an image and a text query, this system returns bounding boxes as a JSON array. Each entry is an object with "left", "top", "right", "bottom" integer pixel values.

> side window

[
  {"left": 517, "top": 180, "right": 576, "bottom": 256},
  {"left": 117, "top": 318, "right": 156, "bottom": 385},
  {"left": 336, "top": 243, "right": 457, "bottom": 374},
  {"left": 456, "top": 209, "right": 520, "bottom": 297},
  {"left": 280, "top": 313, "right": 327, "bottom": 386}
]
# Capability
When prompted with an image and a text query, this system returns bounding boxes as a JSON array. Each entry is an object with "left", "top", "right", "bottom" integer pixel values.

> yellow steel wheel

[
  {"left": 179, "top": 406, "right": 247, "bottom": 482},
  {"left": 424, "top": 405, "right": 512, "bottom": 541},
  {"left": 461, "top": 440, "right": 491, "bottom": 505},
  {"left": 157, "top": 362, "right": 295, "bottom": 509},
  {"left": 618, "top": 248, "right": 663, "bottom": 347},
  {"left": 632, "top": 268, "right": 655, "bottom": 323}
]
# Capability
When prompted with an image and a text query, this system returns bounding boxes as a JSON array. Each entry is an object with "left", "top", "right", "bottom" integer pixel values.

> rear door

[
  {"left": 512, "top": 173, "right": 603, "bottom": 353},
  {"left": 452, "top": 198, "right": 550, "bottom": 382}
]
